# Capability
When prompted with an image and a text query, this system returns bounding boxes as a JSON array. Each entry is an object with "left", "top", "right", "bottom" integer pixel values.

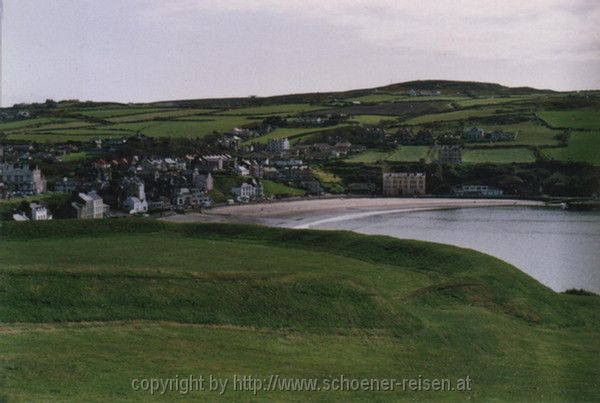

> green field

[
  {"left": 107, "top": 117, "right": 260, "bottom": 139},
  {"left": 462, "top": 148, "right": 536, "bottom": 164},
  {"left": 254, "top": 124, "right": 349, "bottom": 144},
  {"left": 475, "top": 121, "right": 559, "bottom": 146},
  {"left": 217, "top": 103, "right": 325, "bottom": 116},
  {"left": 544, "top": 131, "right": 600, "bottom": 165},
  {"left": 346, "top": 94, "right": 468, "bottom": 104},
  {"left": 538, "top": 109, "right": 600, "bottom": 130},
  {"left": 262, "top": 180, "right": 306, "bottom": 197},
  {"left": 0, "top": 117, "right": 56, "bottom": 131},
  {"left": 347, "top": 146, "right": 431, "bottom": 163},
  {"left": 76, "top": 107, "right": 168, "bottom": 119},
  {"left": 0, "top": 220, "right": 598, "bottom": 401},
  {"left": 350, "top": 115, "right": 399, "bottom": 125},
  {"left": 30, "top": 119, "right": 96, "bottom": 131},
  {"left": 107, "top": 109, "right": 216, "bottom": 123},
  {"left": 59, "top": 151, "right": 93, "bottom": 162},
  {"left": 6, "top": 130, "right": 130, "bottom": 142},
  {"left": 404, "top": 108, "right": 502, "bottom": 125},
  {"left": 454, "top": 96, "right": 534, "bottom": 108}
]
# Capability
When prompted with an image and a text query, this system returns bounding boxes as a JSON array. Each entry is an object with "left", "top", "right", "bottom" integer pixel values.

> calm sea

[{"left": 282, "top": 207, "right": 600, "bottom": 293}]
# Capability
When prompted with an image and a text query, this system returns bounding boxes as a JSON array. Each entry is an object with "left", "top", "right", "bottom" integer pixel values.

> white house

[
  {"left": 29, "top": 203, "right": 52, "bottom": 220},
  {"left": 122, "top": 196, "right": 148, "bottom": 214},
  {"left": 234, "top": 164, "right": 250, "bottom": 177},
  {"left": 121, "top": 178, "right": 148, "bottom": 214},
  {"left": 231, "top": 180, "right": 263, "bottom": 202},
  {"left": 232, "top": 183, "right": 257, "bottom": 202}
]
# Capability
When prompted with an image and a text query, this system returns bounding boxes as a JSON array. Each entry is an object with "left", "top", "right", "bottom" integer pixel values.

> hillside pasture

[
  {"left": 106, "top": 109, "right": 217, "bottom": 123},
  {"left": 0, "top": 117, "right": 56, "bottom": 131},
  {"left": 29, "top": 119, "right": 96, "bottom": 131},
  {"left": 462, "top": 148, "right": 536, "bottom": 164},
  {"left": 254, "top": 124, "right": 350, "bottom": 144},
  {"left": 107, "top": 116, "right": 261, "bottom": 138},
  {"left": 543, "top": 131, "right": 600, "bottom": 165},
  {"left": 538, "top": 109, "right": 600, "bottom": 130},
  {"left": 404, "top": 108, "right": 502, "bottom": 125},
  {"left": 75, "top": 107, "right": 168, "bottom": 119},
  {"left": 346, "top": 146, "right": 431, "bottom": 163},
  {"left": 350, "top": 115, "right": 399, "bottom": 125},
  {"left": 216, "top": 103, "right": 326, "bottom": 116},
  {"left": 455, "top": 96, "right": 536, "bottom": 108},
  {"left": 317, "top": 101, "right": 452, "bottom": 117},
  {"left": 6, "top": 129, "right": 133, "bottom": 143},
  {"left": 475, "top": 121, "right": 560, "bottom": 146}
]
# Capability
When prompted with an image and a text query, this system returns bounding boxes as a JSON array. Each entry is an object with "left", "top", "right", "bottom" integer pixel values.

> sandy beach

[{"left": 160, "top": 197, "right": 545, "bottom": 225}]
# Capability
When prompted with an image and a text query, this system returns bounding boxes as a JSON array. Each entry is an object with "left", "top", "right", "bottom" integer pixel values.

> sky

[{"left": 1, "top": 0, "right": 600, "bottom": 105}]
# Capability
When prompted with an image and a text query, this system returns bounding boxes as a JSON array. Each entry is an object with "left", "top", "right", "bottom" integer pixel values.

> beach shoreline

[{"left": 159, "top": 197, "right": 545, "bottom": 225}]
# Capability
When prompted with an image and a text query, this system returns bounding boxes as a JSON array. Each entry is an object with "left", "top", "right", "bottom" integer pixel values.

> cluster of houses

[
  {"left": 1, "top": 143, "right": 335, "bottom": 219},
  {"left": 0, "top": 103, "right": 521, "bottom": 221},
  {"left": 219, "top": 128, "right": 367, "bottom": 161}
]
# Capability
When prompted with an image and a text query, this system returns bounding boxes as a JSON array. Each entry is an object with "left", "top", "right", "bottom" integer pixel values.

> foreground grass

[{"left": 0, "top": 219, "right": 598, "bottom": 401}]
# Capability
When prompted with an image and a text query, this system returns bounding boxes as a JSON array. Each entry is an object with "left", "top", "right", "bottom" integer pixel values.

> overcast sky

[{"left": 2, "top": 0, "right": 600, "bottom": 105}]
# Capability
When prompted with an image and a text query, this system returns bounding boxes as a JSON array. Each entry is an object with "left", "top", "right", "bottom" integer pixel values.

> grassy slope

[
  {"left": 462, "top": 148, "right": 536, "bottom": 164},
  {"left": 253, "top": 124, "right": 350, "bottom": 144},
  {"left": 347, "top": 146, "right": 431, "bottom": 163},
  {"left": 475, "top": 121, "right": 559, "bottom": 146},
  {"left": 538, "top": 109, "right": 600, "bottom": 130},
  {"left": 544, "top": 131, "right": 600, "bottom": 165},
  {"left": 403, "top": 108, "right": 501, "bottom": 125},
  {"left": 262, "top": 180, "right": 306, "bottom": 197},
  {"left": 350, "top": 115, "right": 399, "bottom": 125},
  {"left": 0, "top": 220, "right": 598, "bottom": 402},
  {"left": 215, "top": 103, "right": 326, "bottom": 116}
]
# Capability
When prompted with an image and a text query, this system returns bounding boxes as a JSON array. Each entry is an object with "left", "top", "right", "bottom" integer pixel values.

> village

[{"left": 0, "top": 117, "right": 514, "bottom": 221}]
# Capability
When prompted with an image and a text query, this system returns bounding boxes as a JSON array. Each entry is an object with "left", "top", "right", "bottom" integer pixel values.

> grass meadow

[
  {"left": 347, "top": 146, "right": 431, "bottom": 163},
  {"left": 538, "top": 109, "right": 600, "bottom": 130},
  {"left": 544, "top": 131, "right": 600, "bottom": 165},
  {"left": 0, "top": 220, "right": 598, "bottom": 401},
  {"left": 462, "top": 148, "right": 536, "bottom": 164}
]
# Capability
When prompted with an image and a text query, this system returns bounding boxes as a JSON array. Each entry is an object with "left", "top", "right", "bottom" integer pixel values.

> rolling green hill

[
  {"left": 1, "top": 219, "right": 598, "bottom": 401},
  {"left": 1, "top": 80, "right": 598, "bottom": 167}
]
